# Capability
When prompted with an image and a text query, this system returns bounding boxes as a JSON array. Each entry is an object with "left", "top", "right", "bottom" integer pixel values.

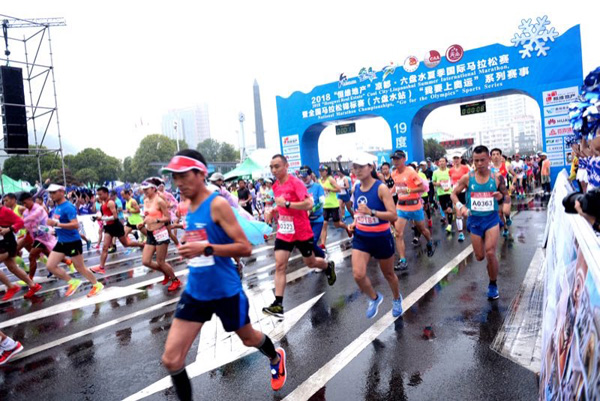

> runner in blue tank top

[
  {"left": 451, "top": 145, "right": 510, "bottom": 300},
  {"left": 161, "top": 150, "right": 287, "bottom": 400},
  {"left": 348, "top": 154, "right": 403, "bottom": 319}
]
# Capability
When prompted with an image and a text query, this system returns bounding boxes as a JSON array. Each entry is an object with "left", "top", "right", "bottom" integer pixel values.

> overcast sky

[{"left": 2, "top": 1, "right": 598, "bottom": 161}]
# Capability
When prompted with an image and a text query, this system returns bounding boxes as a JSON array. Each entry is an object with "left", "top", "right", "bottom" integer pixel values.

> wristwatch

[
  {"left": 204, "top": 246, "right": 214, "bottom": 257},
  {"left": 593, "top": 219, "right": 600, "bottom": 233},
  {"left": 285, "top": 201, "right": 291, "bottom": 208},
  {"left": 370, "top": 209, "right": 376, "bottom": 217}
]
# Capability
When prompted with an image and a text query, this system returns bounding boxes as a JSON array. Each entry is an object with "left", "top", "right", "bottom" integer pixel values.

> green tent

[
  {"left": 0, "top": 174, "right": 32, "bottom": 194},
  {"left": 223, "top": 158, "right": 265, "bottom": 180}
]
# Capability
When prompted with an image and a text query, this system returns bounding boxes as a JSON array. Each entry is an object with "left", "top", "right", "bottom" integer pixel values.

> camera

[{"left": 562, "top": 189, "right": 600, "bottom": 219}]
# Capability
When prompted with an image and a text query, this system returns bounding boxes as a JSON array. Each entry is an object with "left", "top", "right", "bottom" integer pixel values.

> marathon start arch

[{"left": 276, "top": 17, "right": 583, "bottom": 182}]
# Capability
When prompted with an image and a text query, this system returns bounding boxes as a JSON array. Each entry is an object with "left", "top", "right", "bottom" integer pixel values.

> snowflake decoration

[{"left": 510, "top": 15, "right": 559, "bottom": 58}]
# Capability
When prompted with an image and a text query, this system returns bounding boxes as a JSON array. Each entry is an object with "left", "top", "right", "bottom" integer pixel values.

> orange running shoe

[
  {"left": 87, "top": 282, "right": 104, "bottom": 297},
  {"left": 270, "top": 347, "right": 287, "bottom": 391},
  {"left": 90, "top": 266, "right": 106, "bottom": 275},
  {"left": 161, "top": 274, "right": 170, "bottom": 285},
  {"left": 167, "top": 279, "right": 181, "bottom": 292},
  {"left": 65, "top": 279, "right": 82, "bottom": 297},
  {"left": 2, "top": 285, "right": 21, "bottom": 301},
  {"left": 24, "top": 283, "right": 42, "bottom": 299}
]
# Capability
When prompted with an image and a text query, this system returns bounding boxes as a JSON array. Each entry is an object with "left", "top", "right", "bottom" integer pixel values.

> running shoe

[
  {"left": 67, "top": 262, "right": 76, "bottom": 274},
  {"left": 24, "top": 283, "right": 42, "bottom": 299},
  {"left": 502, "top": 229, "right": 509, "bottom": 238},
  {"left": 16, "top": 256, "right": 27, "bottom": 272},
  {"left": 94, "top": 243, "right": 101, "bottom": 250},
  {"left": 17, "top": 281, "right": 27, "bottom": 286},
  {"left": 366, "top": 292, "right": 384, "bottom": 319},
  {"left": 167, "top": 279, "right": 182, "bottom": 292},
  {"left": 46, "top": 271, "right": 53, "bottom": 278},
  {"left": 412, "top": 237, "right": 419, "bottom": 245},
  {"left": 426, "top": 241, "right": 436, "bottom": 257},
  {"left": 108, "top": 246, "right": 117, "bottom": 254},
  {"left": 395, "top": 259, "right": 408, "bottom": 271},
  {"left": 86, "top": 240, "right": 92, "bottom": 251},
  {"left": 2, "top": 285, "right": 21, "bottom": 301},
  {"left": 505, "top": 216, "right": 512, "bottom": 227},
  {"left": 0, "top": 342, "right": 23, "bottom": 365},
  {"left": 87, "top": 282, "right": 104, "bottom": 297},
  {"left": 262, "top": 303, "right": 284, "bottom": 318},
  {"left": 445, "top": 224, "right": 453, "bottom": 233},
  {"left": 90, "top": 266, "right": 106, "bottom": 275},
  {"left": 392, "top": 296, "right": 403, "bottom": 317},
  {"left": 458, "top": 233, "right": 465, "bottom": 242},
  {"left": 487, "top": 284, "right": 499, "bottom": 300},
  {"left": 40, "top": 255, "right": 48, "bottom": 264},
  {"left": 65, "top": 279, "right": 82, "bottom": 297},
  {"left": 325, "top": 261, "right": 336, "bottom": 286},
  {"left": 270, "top": 347, "right": 287, "bottom": 391},
  {"left": 428, "top": 219, "right": 433, "bottom": 228},
  {"left": 124, "top": 248, "right": 133, "bottom": 256},
  {"left": 237, "top": 259, "right": 246, "bottom": 280},
  {"left": 161, "top": 274, "right": 170, "bottom": 285}
]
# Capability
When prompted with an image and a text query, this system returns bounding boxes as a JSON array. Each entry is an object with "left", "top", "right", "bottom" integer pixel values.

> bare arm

[
  {"left": 451, "top": 174, "right": 469, "bottom": 206},
  {"left": 376, "top": 183, "right": 398, "bottom": 222},
  {"left": 328, "top": 176, "right": 341, "bottom": 192}
]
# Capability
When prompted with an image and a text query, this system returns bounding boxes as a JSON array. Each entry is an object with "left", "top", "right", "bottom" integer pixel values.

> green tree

[
  {"left": 75, "top": 168, "right": 99, "bottom": 185},
  {"left": 130, "top": 134, "right": 178, "bottom": 182},
  {"left": 43, "top": 167, "right": 77, "bottom": 185},
  {"left": 3, "top": 147, "right": 64, "bottom": 184},
  {"left": 196, "top": 139, "right": 221, "bottom": 162},
  {"left": 424, "top": 138, "right": 447, "bottom": 161},
  {"left": 67, "top": 148, "right": 122, "bottom": 184},
  {"left": 121, "top": 156, "right": 136, "bottom": 182},
  {"left": 220, "top": 142, "right": 239, "bottom": 162}
]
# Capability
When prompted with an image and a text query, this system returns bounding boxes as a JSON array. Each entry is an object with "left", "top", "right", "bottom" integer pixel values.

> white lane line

[
  {"left": 0, "top": 286, "right": 144, "bottom": 330},
  {"left": 282, "top": 245, "right": 474, "bottom": 401},
  {"left": 10, "top": 298, "right": 180, "bottom": 362},
  {"left": 124, "top": 293, "right": 325, "bottom": 401}
]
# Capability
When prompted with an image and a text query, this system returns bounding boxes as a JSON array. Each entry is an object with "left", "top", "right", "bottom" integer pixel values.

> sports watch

[{"left": 203, "top": 246, "right": 214, "bottom": 257}]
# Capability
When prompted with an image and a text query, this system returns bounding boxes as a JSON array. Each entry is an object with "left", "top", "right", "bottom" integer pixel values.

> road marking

[
  {"left": 282, "top": 245, "right": 474, "bottom": 401},
  {"left": 0, "top": 286, "right": 144, "bottom": 330},
  {"left": 124, "top": 293, "right": 325, "bottom": 401},
  {"left": 10, "top": 298, "right": 180, "bottom": 362}
]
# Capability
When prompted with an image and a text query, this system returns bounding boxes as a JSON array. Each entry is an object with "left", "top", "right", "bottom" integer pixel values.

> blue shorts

[
  {"left": 352, "top": 232, "right": 395, "bottom": 260},
  {"left": 337, "top": 193, "right": 351, "bottom": 203},
  {"left": 396, "top": 208, "right": 425, "bottom": 222},
  {"left": 174, "top": 290, "right": 250, "bottom": 332},
  {"left": 467, "top": 213, "right": 500, "bottom": 237}
]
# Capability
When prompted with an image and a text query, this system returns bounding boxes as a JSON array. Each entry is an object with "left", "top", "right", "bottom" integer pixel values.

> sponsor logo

[
  {"left": 445, "top": 44, "right": 464, "bottom": 63},
  {"left": 545, "top": 126, "right": 573, "bottom": 137},
  {"left": 403, "top": 56, "right": 420, "bottom": 73},
  {"left": 544, "top": 115, "right": 569, "bottom": 127},
  {"left": 358, "top": 67, "right": 377, "bottom": 82},
  {"left": 424, "top": 50, "right": 441, "bottom": 68},
  {"left": 285, "top": 153, "right": 301, "bottom": 161},
  {"left": 282, "top": 145, "right": 300, "bottom": 154},
  {"left": 288, "top": 160, "right": 301, "bottom": 168},
  {"left": 543, "top": 103, "right": 570, "bottom": 116},
  {"left": 282, "top": 135, "right": 299, "bottom": 147},
  {"left": 542, "top": 86, "right": 579, "bottom": 106},
  {"left": 338, "top": 73, "right": 357, "bottom": 88}
]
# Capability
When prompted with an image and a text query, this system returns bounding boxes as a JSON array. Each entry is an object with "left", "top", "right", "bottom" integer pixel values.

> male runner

[
  {"left": 262, "top": 155, "right": 336, "bottom": 318},
  {"left": 391, "top": 150, "right": 435, "bottom": 271},
  {"left": 490, "top": 148, "right": 513, "bottom": 237},
  {"left": 45, "top": 184, "right": 104, "bottom": 297},
  {"left": 319, "top": 164, "right": 350, "bottom": 248},
  {"left": 432, "top": 157, "right": 458, "bottom": 238},
  {"left": 448, "top": 155, "right": 470, "bottom": 240},
  {"left": 511, "top": 154, "right": 526, "bottom": 199},
  {"left": 91, "top": 187, "right": 144, "bottom": 275},
  {"left": 451, "top": 146, "right": 510, "bottom": 300},
  {"left": 336, "top": 170, "right": 354, "bottom": 220},
  {"left": 161, "top": 150, "right": 287, "bottom": 400},
  {"left": 299, "top": 166, "right": 327, "bottom": 259},
  {"left": 122, "top": 189, "right": 144, "bottom": 241},
  {"left": 349, "top": 155, "right": 402, "bottom": 319}
]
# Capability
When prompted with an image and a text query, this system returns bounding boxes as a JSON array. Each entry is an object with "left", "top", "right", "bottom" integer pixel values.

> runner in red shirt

[
  {"left": 448, "top": 156, "right": 470, "bottom": 241},
  {"left": 262, "top": 154, "right": 336, "bottom": 318}
]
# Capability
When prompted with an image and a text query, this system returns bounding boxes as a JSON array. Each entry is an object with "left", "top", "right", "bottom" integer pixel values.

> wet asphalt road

[{"left": 0, "top": 199, "right": 546, "bottom": 401}]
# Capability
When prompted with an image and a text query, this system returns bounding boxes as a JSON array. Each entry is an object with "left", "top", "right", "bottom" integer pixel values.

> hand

[
  {"left": 457, "top": 205, "right": 469, "bottom": 218},
  {"left": 348, "top": 223, "right": 355, "bottom": 233},
  {"left": 357, "top": 203, "right": 370, "bottom": 215},
  {"left": 47, "top": 219, "right": 58, "bottom": 227},
  {"left": 492, "top": 192, "right": 503, "bottom": 201},
  {"left": 177, "top": 241, "right": 208, "bottom": 259},
  {"left": 397, "top": 186, "right": 409, "bottom": 195},
  {"left": 0, "top": 227, "right": 10, "bottom": 235},
  {"left": 336, "top": 155, "right": 342, "bottom": 161},
  {"left": 274, "top": 197, "right": 287, "bottom": 207},
  {"left": 575, "top": 200, "right": 595, "bottom": 225}
]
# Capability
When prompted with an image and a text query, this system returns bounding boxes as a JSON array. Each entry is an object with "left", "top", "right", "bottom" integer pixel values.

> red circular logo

[
  {"left": 424, "top": 50, "right": 441, "bottom": 68},
  {"left": 445, "top": 44, "right": 464, "bottom": 63}
]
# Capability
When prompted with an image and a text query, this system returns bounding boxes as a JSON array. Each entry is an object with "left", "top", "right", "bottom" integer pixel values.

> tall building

[
  {"left": 162, "top": 104, "right": 210, "bottom": 149},
  {"left": 253, "top": 79, "right": 265, "bottom": 149}
]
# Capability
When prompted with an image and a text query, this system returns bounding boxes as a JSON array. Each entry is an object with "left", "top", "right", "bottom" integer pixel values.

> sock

[
  {"left": 447, "top": 213, "right": 453, "bottom": 225},
  {"left": 256, "top": 334, "right": 278, "bottom": 362},
  {"left": 440, "top": 209, "right": 446, "bottom": 218},
  {"left": 1, "top": 336, "right": 16, "bottom": 350},
  {"left": 170, "top": 368, "right": 192, "bottom": 401},
  {"left": 274, "top": 296, "right": 283, "bottom": 306},
  {"left": 490, "top": 280, "right": 497, "bottom": 287},
  {"left": 456, "top": 218, "right": 463, "bottom": 232}
]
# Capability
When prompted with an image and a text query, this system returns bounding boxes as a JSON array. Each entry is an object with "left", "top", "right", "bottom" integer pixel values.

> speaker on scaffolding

[{"left": 1, "top": 66, "right": 29, "bottom": 154}]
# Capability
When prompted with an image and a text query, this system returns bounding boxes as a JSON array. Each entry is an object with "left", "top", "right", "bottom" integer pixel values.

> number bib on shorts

[
  {"left": 184, "top": 228, "right": 215, "bottom": 268},
  {"left": 278, "top": 215, "right": 295, "bottom": 235},
  {"left": 153, "top": 227, "right": 170, "bottom": 242},
  {"left": 470, "top": 192, "right": 495, "bottom": 212}
]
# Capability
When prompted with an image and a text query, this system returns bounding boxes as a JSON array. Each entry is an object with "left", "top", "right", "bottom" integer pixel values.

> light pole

[
  {"left": 173, "top": 120, "right": 180, "bottom": 152},
  {"left": 238, "top": 112, "right": 246, "bottom": 162}
]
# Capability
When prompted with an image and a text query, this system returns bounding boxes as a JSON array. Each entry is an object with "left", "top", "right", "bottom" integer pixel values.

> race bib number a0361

[
  {"left": 470, "top": 192, "right": 495, "bottom": 212},
  {"left": 278, "top": 215, "right": 295, "bottom": 234}
]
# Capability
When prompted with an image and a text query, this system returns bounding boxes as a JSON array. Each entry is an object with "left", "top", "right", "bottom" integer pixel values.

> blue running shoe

[
  {"left": 458, "top": 233, "right": 465, "bottom": 242},
  {"left": 366, "top": 293, "right": 384, "bottom": 319},
  {"left": 487, "top": 284, "right": 499, "bottom": 300},
  {"left": 502, "top": 228, "right": 509, "bottom": 238},
  {"left": 392, "top": 296, "right": 403, "bottom": 317},
  {"left": 505, "top": 216, "right": 512, "bottom": 227}
]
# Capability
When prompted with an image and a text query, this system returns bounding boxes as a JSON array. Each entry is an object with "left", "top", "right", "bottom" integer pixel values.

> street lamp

[
  {"left": 238, "top": 112, "right": 246, "bottom": 161},
  {"left": 173, "top": 120, "right": 180, "bottom": 152}
]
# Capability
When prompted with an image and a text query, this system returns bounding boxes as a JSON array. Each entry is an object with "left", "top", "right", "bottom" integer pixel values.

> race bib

[
  {"left": 185, "top": 228, "right": 215, "bottom": 268},
  {"left": 153, "top": 227, "right": 170, "bottom": 242},
  {"left": 278, "top": 215, "right": 295, "bottom": 234},
  {"left": 356, "top": 214, "right": 380, "bottom": 225},
  {"left": 470, "top": 192, "right": 495, "bottom": 212},
  {"left": 441, "top": 180, "right": 451, "bottom": 190}
]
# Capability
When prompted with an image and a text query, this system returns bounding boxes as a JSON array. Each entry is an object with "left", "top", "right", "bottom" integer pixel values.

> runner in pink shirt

[{"left": 261, "top": 154, "right": 336, "bottom": 318}]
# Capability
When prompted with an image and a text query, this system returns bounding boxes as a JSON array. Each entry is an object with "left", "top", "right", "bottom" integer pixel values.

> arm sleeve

[{"left": 337, "top": 161, "right": 350, "bottom": 176}]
